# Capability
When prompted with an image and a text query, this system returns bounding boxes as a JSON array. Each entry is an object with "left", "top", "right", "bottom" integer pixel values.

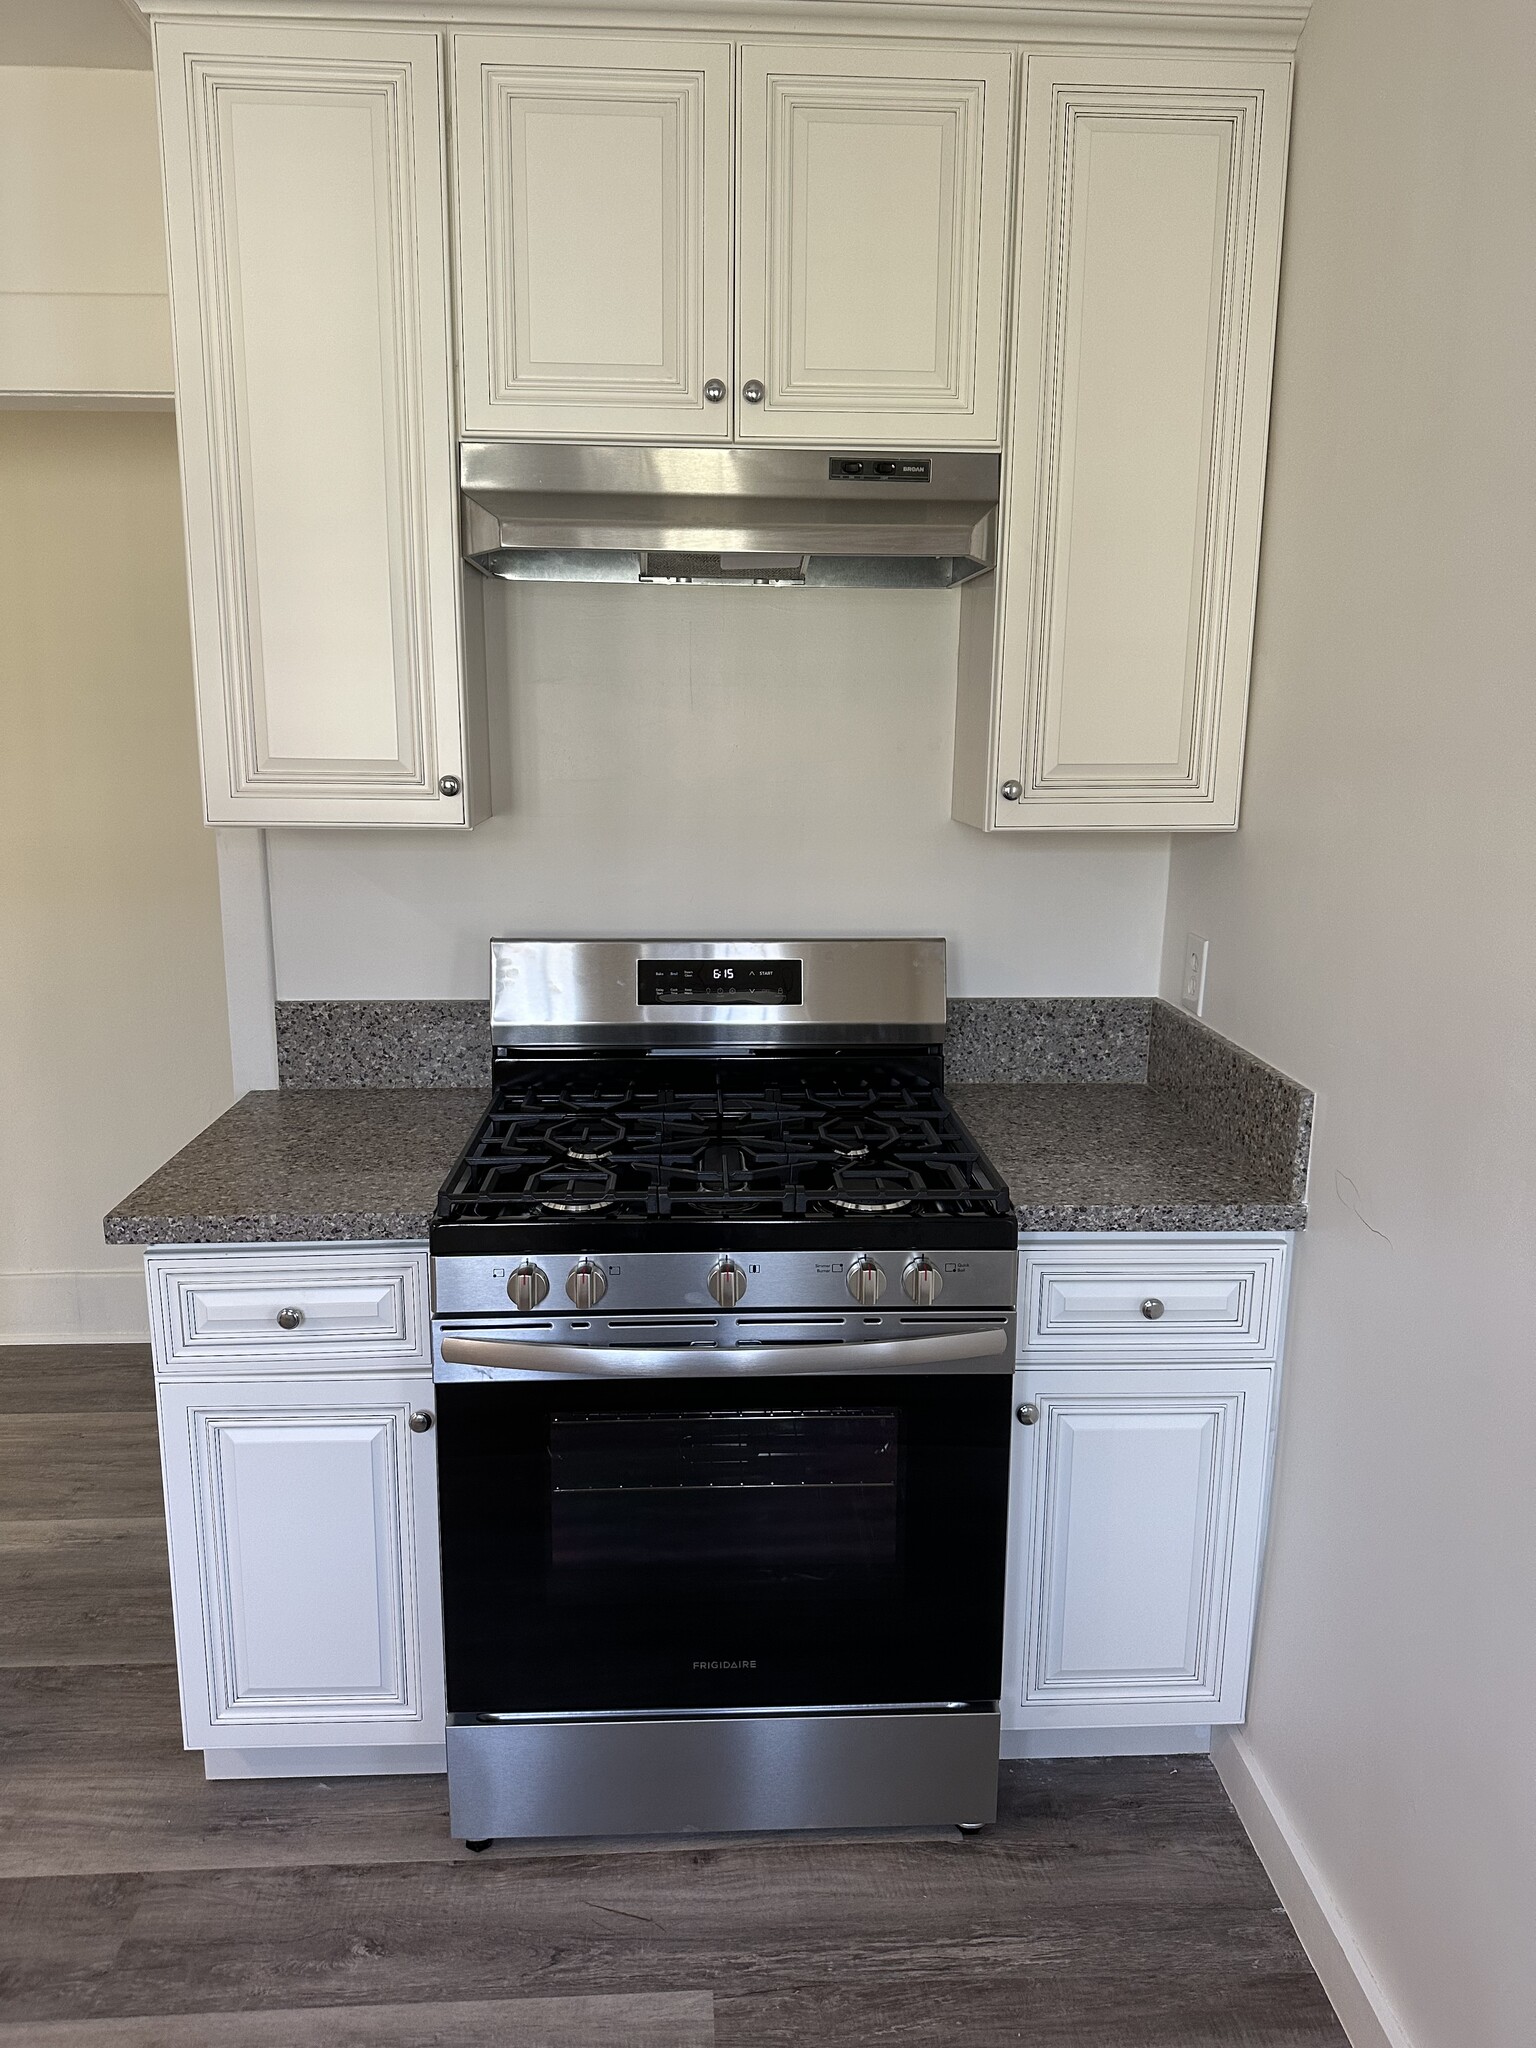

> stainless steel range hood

[{"left": 460, "top": 443, "right": 1000, "bottom": 588}]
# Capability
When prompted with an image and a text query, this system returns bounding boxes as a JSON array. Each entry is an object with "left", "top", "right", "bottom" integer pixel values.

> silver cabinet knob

[
  {"left": 1016, "top": 1402, "right": 1039, "bottom": 1426},
  {"left": 566, "top": 1259, "right": 608, "bottom": 1310},
  {"left": 902, "top": 1256, "right": 943, "bottom": 1307},
  {"left": 276, "top": 1306, "right": 305, "bottom": 1330},
  {"left": 708, "top": 1258, "right": 748, "bottom": 1309},
  {"left": 704, "top": 378, "right": 726, "bottom": 403},
  {"left": 1141, "top": 1297, "right": 1165, "bottom": 1321},
  {"left": 1000, "top": 780, "right": 1023, "bottom": 802},
  {"left": 408, "top": 1410, "right": 434, "bottom": 1434},
  {"left": 742, "top": 379, "right": 765, "bottom": 404},
  {"left": 506, "top": 1261, "right": 550, "bottom": 1313},
  {"left": 438, "top": 774, "right": 461, "bottom": 797},
  {"left": 846, "top": 1257, "right": 887, "bottom": 1308}
]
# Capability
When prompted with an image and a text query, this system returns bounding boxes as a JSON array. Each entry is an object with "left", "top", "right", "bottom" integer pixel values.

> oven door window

[{"left": 436, "top": 1372, "right": 1010, "bottom": 1715}]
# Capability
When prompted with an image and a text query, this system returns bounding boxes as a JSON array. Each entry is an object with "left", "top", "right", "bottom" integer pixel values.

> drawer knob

[
  {"left": 408, "top": 1410, "right": 434, "bottom": 1434},
  {"left": 275, "top": 1306, "right": 305, "bottom": 1330},
  {"left": 1016, "top": 1402, "right": 1039, "bottom": 1426},
  {"left": 1140, "top": 1297, "right": 1165, "bottom": 1321}
]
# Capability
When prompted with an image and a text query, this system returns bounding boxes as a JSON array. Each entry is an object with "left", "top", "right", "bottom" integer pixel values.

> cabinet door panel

[
  {"left": 988, "top": 57, "right": 1290, "bottom": 828},
  {"left": 1004, "top": 1368, "right": 1272, "bottom": 1726},
  {"left": 454, "top": 33, "right": 732, "bottom": 438},
  {"left": 736, "top": 42, "right": 1013, "bottom": 444},
  {"left": 157, "top": 24, "right": 470, "bottom": 825},
  {"left": 159, "top": 1375, "right": 443, "bottom": 1749}
]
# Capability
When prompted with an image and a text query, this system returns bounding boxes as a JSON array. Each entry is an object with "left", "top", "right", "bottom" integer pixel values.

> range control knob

[
  {"left": 846, "top": 1257, "right": 887, "bottom": 1308},
  {"left": 565, "top": 1259, "right": 608, "bottom": 1310},
  {"left": 902, "top": 1256, "right": 943, "bottom": 1307},
  {"left": 506, "top": 1261, "right": 550, "bottom": 1313},
  {"left": 708, "top": 1258, "right": 748, "bottom": 1309}
]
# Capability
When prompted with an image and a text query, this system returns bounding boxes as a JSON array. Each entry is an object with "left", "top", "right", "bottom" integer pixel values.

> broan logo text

[{"left": 693, "top": 1658, "right": 757, "bottom": 1671}]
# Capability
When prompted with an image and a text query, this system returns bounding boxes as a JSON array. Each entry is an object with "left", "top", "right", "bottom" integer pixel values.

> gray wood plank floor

[{"left": 0, "top": 1343, "right": 1346, "bottom": 2046}]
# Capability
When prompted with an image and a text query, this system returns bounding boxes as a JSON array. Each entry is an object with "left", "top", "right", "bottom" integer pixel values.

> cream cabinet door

[
  {"left": 156, "top": 23, "right": 477, "bottom": 826},
  {"left": 735, "top": 41, "right": 1014, "bottom": 446},
  {"left": 1004, "top": 1368, "right": 1273, "bottom": 1728},
  {"left": 960, "top": 56, "right": 1291, "bottom": 830},
  {"left": 453, "top": 33, "right": 733, "bottom": 438},
  {"left": 158, "top": 1374, "right": 443, "bottom": 1755}
]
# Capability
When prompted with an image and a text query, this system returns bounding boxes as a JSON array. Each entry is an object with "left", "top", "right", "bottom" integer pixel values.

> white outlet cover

[{"left": 1181, "top": 933, "right": 1209, "bottom": 1016}]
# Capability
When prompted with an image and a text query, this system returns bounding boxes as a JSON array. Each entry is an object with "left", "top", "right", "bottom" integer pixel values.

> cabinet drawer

[
  {"left": 148, "top": 1249, "right": 429, "bottom": 1373},
  {"left": 1019, "top": 1238, "right": 1289, "bottom": 1363}
]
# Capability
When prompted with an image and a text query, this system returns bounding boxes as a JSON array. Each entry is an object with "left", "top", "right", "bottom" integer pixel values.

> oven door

[{"left": 433, "top": 1322, "right": 1012, "bottom": 1718}]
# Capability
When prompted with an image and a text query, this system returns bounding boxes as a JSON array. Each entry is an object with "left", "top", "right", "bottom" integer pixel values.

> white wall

[
  {"left": 268, "top": 581, "right": 1172, "bottom": 998},
  {"left": 1160, "top": 1, "right": 1536, "bottom": 2041},
  {"left": 0, "top": 411, "right": 234, "bottom": 1340},
  {"left": 0, "top": 68, "right": 172, "bottom": 401}
]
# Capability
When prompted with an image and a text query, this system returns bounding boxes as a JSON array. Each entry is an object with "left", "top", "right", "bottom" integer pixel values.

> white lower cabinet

[
  {"left": 1003, "top": 1364, "right": 1273, "bottom": 1737},
  {"left": 148, "top": 1246, "right": 444, "bottom": 1778},
  {"left": 158, "top": 1372, "right": 444, "bottom": 1772}
]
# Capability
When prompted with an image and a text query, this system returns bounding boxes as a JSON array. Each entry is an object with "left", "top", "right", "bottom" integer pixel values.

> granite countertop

[
  {"left": 104, "top": 1089, "right": 487, "bottom": 1246},
  {"left": 951, "top": 1083, "right": 1306, "bottom": 1233},
  {"left": 105, "top": 1063, "right": 1306, "bottom": 1246}
]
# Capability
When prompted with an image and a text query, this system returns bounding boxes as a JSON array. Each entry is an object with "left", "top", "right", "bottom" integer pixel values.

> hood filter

[{"left": 640, "top": 551, "right": 806, "bottom": 585}]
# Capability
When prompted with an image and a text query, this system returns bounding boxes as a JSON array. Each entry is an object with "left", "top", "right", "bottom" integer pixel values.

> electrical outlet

[{"left": 1181, "top": 933, "right": 1209, "bottom": 1016}]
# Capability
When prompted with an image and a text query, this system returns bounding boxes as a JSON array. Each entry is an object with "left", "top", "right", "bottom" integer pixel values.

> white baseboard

[
  {"left": 203, "top": 1743, "right": 446, "bottom": 1780},
  {"left": 1002, "top": 1725, "right": 1211, "bottom": 1759},
  {"left": 0, "top": 1267, "right": 149, "bottom": 1343},
  {"left": 1212, "top": 1728, "right": 1415, "bottom": 2048}
]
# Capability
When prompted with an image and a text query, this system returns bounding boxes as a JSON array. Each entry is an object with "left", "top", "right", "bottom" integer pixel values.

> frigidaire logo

[{"left": 693, "top": 1658, "right": 757, "bottom": 1671}]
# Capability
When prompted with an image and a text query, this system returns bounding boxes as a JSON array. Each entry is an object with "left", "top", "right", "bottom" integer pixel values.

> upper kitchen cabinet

[
  {"left": 734, "top": 42, "right": 1014, "bottom": 446},
  {"left": 451, "top": 34, "right": 1012, "bottom": 448},
  {"left": 156, "top": 22, "right": 483, "bottom": 827},
  {"left": 452, "top": 34, "right": 733, "bottom": 440},
  {"left": 953, "top": 55, "right": 1291, "bottom": 831}
]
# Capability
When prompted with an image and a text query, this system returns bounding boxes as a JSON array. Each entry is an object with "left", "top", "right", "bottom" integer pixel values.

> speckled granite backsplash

[
  {"left": 1147, "top": 1002, "right": 1312, "bottom": 1203},
  {"left": 277, "top": 1001, "right": 489, "bottom": 1088},
  {"left": 277, "top": 995, "right": 1154, "bottom": 1089},
  {"left": 943, "top": 997, "right": 1150, "bottom": 1083},
  {"left": 275, "top": 994, "right": 1311, "bottom": 1207}
]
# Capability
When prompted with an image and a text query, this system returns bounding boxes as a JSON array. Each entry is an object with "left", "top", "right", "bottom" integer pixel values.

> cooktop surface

[{"left": 433, "top": 1056, "right": 1015, "bottom": 1253}]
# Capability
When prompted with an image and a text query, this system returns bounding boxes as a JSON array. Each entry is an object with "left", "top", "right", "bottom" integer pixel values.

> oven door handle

[{"left": 436, "top": 1326, "right": 1009, "bottom": 1379}]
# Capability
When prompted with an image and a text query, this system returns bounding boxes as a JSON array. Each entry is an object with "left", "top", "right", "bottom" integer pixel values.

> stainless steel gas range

[{"left": 430, "top": 939, "right": 1017, "bottom": 1846}]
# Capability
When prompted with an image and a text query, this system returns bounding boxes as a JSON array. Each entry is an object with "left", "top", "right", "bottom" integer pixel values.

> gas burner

[
  {"left": 825, "top": 1165, "right": 925, "bottom": 1214},
  {"left": 816, "top": 1115, "right": 897, "bottom": 1161},
  {"left": 546, "top": 1114, "right": 626, "bottom": 1162},
  {"left": 526, "top": 1165, "right": 617, "bottom": 1214}
]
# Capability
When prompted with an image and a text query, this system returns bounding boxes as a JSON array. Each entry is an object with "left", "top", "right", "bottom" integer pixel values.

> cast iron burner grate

[
  {"left": 825, "top": 1166, "right": 926, "bottom": 1214},
  {"left": 546, "top": 1115, "right": 626, "bottom": 1162},
  {"left": 436, "top": 1056, "right": 1014, "bottom": 1231},
  {"left": 525, "top": 1165, "right": 618, "bottom": 1214}
]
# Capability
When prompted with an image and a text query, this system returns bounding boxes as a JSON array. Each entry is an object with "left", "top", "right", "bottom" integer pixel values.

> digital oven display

[{"left": 638, "top": 959, "right": 803, "bottom": 1006}]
